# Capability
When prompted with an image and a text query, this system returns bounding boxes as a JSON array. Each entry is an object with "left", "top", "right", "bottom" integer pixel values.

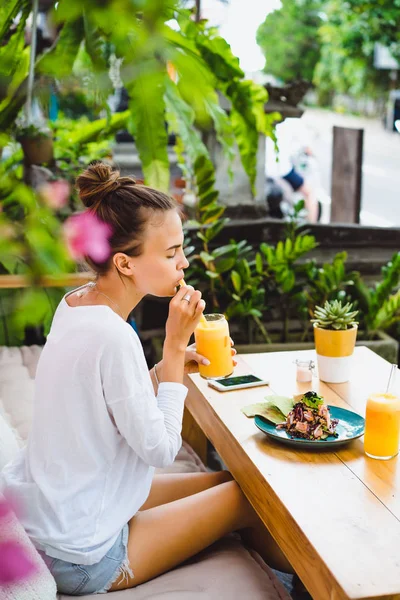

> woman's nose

[{"left": 181, "top": 254, "right": 189, "bottom": 269}]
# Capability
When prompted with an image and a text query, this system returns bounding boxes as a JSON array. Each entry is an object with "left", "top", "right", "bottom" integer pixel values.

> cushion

[
  {"left": 58, "top": 536, "right": 291, "bottom": 600},
  {"left": 0, "top": 493, "right": 57, "bottom": 600},
  {"left": 0, "top": 412, "right": 20, "bottom": 471},
  {"left": 0, "top": 347, "right": 37, "bottom": 442}
]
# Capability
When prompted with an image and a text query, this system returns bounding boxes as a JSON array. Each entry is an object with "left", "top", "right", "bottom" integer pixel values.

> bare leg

[
  {"left": 299, "top": 182, "right": 319, "bottom": 223},
  {"left": 139, "top": 471, "right": 233, "bottom": 511},
  {"left": 110, "top": 479, "right": 291, "bottom": 591}
]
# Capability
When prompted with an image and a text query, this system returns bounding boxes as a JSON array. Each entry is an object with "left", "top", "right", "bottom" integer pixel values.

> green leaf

[
  {"left": 231, "top": 271, "right": 241, "bottom": 293},
  {"left": 0, "top": 0, "right": 27, "bottom": 41},
  {"left": 204, "top": 96, "right": 236, "bottom": 171},
  {"left": 215, "top": 257, "right": 236, "bottom": 273},
  {"left": 38, "top": 18, "right": 85, "bottom": 77},
  {"left": 280, "top": 269, "right": 295, "bottom": 293},
  {"left": 199, "top": 251, "right": 214, "bottom": 263},
  {"left": 126, "top": 67, "right": 169, "bottom": 191},
  {"left": 82, "top": 10, "right": 108, "bottom": 72},
  {"left": 212, "top": 244, "right": 237, "bottom": 258},
  {"left": 265, "top": 395, "right": 295, "bottom": 417},
  {"left": 196, "top": 34, "right": 244, "bottom": 81},
  {"left": 205, "top": 270, "right": 219, "bottom": 279},
  {"left": 241, "top": 403, "right": 285, "bottom": 423},
  {"left": 255, "top": 252, "right": 263, "bottom": 274},
  {"left": 164, "top": 79, "right": 208, "bottom": 165},
  {"left": 202, "top": 205, "right": 225, "bottom": 224},
  {"left": 199, "top": 190, "right": 219, "bottom": 209},
  {"left": 0, "top": 1, "right": 29, "bottom": 82},
  {"left": 204, "top": 218, "right": 229, "bottom": 242}
]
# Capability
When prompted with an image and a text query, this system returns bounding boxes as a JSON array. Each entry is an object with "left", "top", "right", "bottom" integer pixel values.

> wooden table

[{"left": 184, "top": 347, "right": 400, "bottom": 600}]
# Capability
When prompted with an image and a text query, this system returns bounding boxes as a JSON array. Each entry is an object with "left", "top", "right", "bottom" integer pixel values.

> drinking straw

[
  {"left": 179, "top": 279, "right": 208, "bottom": 325},
  {"left": 386, "top": 363, "right": 397, "bottom": 394}
]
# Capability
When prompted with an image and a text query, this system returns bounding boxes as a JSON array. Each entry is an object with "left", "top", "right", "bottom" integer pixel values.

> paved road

[{"left": 300, "top": 108, "right": 400, "bottom": 227}]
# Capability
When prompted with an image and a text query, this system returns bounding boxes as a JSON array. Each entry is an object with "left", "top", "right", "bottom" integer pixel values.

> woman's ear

[{"left": 113, "top": 253, "right": 134, "bottom": 277}]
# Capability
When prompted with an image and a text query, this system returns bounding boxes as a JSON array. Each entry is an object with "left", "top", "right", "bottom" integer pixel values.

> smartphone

[{"left": 207, "top": 374, "right": 269, "bottom": 392}]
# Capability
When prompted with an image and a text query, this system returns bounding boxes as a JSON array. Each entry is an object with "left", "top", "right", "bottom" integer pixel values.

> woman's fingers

[{"left": 187, "top": 350, "right": 210, "bottom": 366}]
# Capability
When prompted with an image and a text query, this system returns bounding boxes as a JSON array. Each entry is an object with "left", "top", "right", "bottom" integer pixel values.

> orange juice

[
  {"left": 194, "top": 314, "right": 233, "bottom": 379},
  {"left": 364, "top": 393, "right": 400, "bottom": 460}
]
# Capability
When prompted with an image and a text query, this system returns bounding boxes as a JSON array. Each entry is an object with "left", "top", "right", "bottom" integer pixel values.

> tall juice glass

[
  {"left": 364, "top": 393, "right": 400, "bottom": 460},
  {"left": 194, "top": 314, "right": 233, "bottom": 379}
]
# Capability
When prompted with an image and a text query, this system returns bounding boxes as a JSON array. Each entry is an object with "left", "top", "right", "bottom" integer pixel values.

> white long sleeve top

[{"left": 1, "top": 297, "right": 187, "bottom": 565}]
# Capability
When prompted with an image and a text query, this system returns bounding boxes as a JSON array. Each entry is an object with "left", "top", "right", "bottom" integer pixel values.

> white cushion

[
  {"left": 0, "top": 346, "right": 41, "bottom": 442},
  {"left": 0, "top": 413, "right": 21, "bottom": 471},
  {"left": 0, "top": 493, "right": 57, "bottom": 600}
]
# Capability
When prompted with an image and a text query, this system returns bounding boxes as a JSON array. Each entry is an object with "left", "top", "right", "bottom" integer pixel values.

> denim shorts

[{"left": 38, "top": 524, "right": 133, "bottom": 595}]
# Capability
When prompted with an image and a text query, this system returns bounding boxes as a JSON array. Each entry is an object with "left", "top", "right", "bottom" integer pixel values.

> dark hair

[{"left": 76, "top": 161, "right": 176, "bottom": 275}]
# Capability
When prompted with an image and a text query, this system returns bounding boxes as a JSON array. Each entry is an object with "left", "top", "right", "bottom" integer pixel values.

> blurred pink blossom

[
  {"left": 64, "top": 211, "right": 112, "bottom": 263},
  {"left": 0, "top": 541, "right": 37, "bottom": 584},
  {"left": 40, "top": 180, "right": 70, "bottom": 209},
  {"left": 0, "top": 498, "right": 37, "bottom": 584}
]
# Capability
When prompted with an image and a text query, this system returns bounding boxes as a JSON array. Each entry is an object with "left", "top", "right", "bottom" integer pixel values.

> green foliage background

[{"left": 257, "top": 0, "right": 399, "bottom": 108}]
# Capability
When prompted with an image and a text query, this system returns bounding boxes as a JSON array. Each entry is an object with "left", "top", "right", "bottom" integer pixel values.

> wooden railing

[{"left": 0, "top": 272, "right": 93, "bottom": 289}]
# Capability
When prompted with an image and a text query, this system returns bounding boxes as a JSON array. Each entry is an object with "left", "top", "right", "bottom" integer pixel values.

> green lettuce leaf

[{"left": 302, "top": 391, "right": 324, "bottom": 410}]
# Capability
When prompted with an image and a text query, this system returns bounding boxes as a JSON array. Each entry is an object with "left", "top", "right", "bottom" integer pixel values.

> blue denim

[{"left": 38, "top": 524, "right": 132, "bottom": 595}]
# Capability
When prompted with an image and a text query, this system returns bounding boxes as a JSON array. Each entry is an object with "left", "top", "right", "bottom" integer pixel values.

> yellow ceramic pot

[{"left": 313, "top": 323, "right": 358, "bottom": 383}]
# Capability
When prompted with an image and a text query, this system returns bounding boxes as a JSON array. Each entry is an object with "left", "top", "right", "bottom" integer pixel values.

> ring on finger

[{"left": 182, "top": 294, "right": 191, "bottom": 303}]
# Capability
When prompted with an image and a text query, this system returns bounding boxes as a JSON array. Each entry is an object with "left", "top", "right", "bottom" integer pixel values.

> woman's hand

[
  {"left": 184, "top": 340, "right": 237, "bottom": 374},
  {"left": 165, "top": 285, "right": 205, "bottom": 351}
]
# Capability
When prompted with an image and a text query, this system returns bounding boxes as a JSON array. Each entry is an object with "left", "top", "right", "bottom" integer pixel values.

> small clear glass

[{"left": 294, "top": 359, "right": 315, "bottom": 383}]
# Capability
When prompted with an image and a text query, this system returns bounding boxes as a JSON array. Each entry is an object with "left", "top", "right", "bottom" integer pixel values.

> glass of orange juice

[
  {"left": 364, "top": 393, "right": 400, "bottom": 460},
  {"left": 194, "top": 314, "right": 233, "bottom": 379}
]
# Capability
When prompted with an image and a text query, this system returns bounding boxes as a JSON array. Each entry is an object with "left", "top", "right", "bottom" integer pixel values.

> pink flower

[
  {"left": 0, "top": 498, "right": 13, "bottom": 519},
  {"left": 0, "top": 541, "right": 37, "bottom": 584},
  {"left": 40, "top": 180, "right": 70, "bottom": 209},
  {"left": 64, "top": 211, "right": 112, "bottom": 263},
  {"left": 0, "top": 498, "right": 37, "bottom": 584}
]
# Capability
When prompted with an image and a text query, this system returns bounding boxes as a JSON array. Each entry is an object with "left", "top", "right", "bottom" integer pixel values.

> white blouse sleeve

[{"left": 100, "top": 330, "right": 187, "bottom": 468}]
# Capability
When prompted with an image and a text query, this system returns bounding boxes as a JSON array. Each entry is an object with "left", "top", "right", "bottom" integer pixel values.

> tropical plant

[
  {"left": 1, "top": 0, "right": 276, "bottom": 194},
  {"left": 0, "top": 159, "right": 72, "bottom": 344},
  {"left": 351, "top": 252, "right": 400, "bottom": 336},
  {"left": 185, "top": 155, "right": 251, "bottom": 309},
  {"left": 304, "top": 251, "right": 356, "bottom": 315},
  {"left": 16, "top": 123, "right": 52, "bottom": 139},
  {"left": 311, "top": 299, "right": 359, "bottom": 330},
  {"left": 255, "top": 222, "right": 318, "bottom": 342}
]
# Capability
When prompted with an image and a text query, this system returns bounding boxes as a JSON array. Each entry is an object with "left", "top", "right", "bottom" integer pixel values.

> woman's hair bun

[{"left": 76, "top": 161, "right": 122, "bottom": 208}]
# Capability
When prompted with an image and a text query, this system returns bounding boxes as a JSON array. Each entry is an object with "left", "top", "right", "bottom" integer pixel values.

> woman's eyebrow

[{"left": 166, "top": 244, "right": 182, "bottom": 251}]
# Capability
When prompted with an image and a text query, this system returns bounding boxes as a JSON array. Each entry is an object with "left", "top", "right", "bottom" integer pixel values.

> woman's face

[{"left": 131, "top": 209, "right": 189, "bottom": 297}]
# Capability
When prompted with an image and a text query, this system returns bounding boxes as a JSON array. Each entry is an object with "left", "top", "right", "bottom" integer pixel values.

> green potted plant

[
  {"left": 16, "top": 124, "right": 54, "bottom": 166},
  {"left": 311, "top": 300, "right": 359, "bottom": 383}
]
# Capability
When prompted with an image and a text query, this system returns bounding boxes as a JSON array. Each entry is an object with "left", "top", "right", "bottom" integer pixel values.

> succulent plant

[{"left": 312, "top": 300, "right": 359, "bottom": 331}]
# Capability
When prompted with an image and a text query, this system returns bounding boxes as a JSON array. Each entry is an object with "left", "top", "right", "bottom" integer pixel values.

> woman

[{"left": 1, "top": 162, "right": 290, "bottom": 595}]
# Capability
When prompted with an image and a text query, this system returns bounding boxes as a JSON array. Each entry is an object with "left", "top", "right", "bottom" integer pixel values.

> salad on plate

[{"left": 276, "top": 391, "right": 339, "bottom": 440}]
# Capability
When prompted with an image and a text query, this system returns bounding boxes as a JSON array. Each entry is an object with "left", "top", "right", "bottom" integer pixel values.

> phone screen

[{"left": 215, "top": 375, "right": 263, "bottom": 387}]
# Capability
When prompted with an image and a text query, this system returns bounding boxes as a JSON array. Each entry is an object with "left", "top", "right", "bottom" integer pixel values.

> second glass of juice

[
  {"left": 364, "top": 393, "right": 400, "bottom": 460},
  {"left": 194, "top": 314, "right": 233, "bottom": 379}
]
